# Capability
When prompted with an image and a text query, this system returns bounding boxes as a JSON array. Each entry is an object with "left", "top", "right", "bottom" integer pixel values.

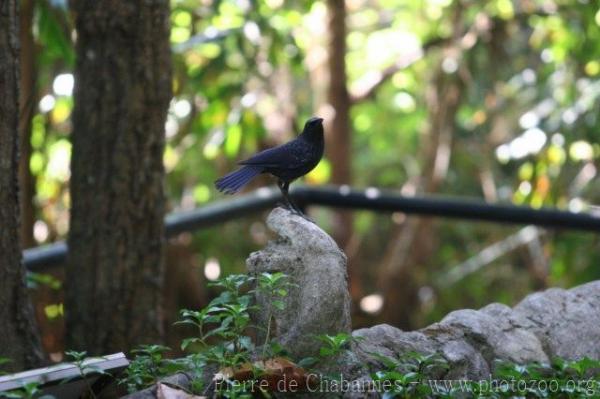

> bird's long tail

[{"left": 215, "top": 165, "right": 263, "bottom": 194}]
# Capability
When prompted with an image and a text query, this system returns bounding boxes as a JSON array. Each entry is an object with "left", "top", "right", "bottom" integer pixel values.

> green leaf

[
  {"left": 37, "top": 1, "right": 75, "bottom": 67},
  {"left": 181, "top": 337, "right": 201, "bottom": 351},
  {"left": 368, "top": 352, "right": 399, "bottom": 370},
  {"left": 273, "top": 300, "right": 285, "bottom": 310},
  {"left": 319, "top": 347, "right": 334, "bottom": 357},
  {"left": 297, "top": 357, "right": 319, "bottom": 368}
]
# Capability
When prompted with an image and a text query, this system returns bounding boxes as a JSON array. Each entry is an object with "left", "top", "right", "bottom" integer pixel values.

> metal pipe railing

[
  {"left": 23, "top": 185, "right": 600, "bottom": 272},
  {"left": 292, "top": 186, "right": 600, "bottom": 231},
  {"left": 24, "top": 187, "right": 283, "bottom": 272}
]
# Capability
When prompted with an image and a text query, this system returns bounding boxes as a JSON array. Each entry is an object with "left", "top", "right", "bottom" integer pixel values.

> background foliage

[{"left": 24, "top": 0, "right": 600, "bottom": 355}]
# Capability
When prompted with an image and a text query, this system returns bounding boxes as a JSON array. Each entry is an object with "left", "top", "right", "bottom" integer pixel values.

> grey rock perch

[{"left": 246, "top": 207, "right": 352, "bottom": 358}]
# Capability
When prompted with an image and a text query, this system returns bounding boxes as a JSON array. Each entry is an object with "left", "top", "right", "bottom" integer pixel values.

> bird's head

[
  {"left": 302, "top": 116, "right": 324, "bottom": 141},
  {"left": 306, "top": 116, "right": 324, "bottom": 126}
]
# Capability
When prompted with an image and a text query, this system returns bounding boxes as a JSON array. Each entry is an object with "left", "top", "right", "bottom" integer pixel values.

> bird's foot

[
  {"left": 276, "top": 201, "right": 315, "bottom": 223},
  {"left": 288, "top": 204, "right": 315, "bottom": 223},
  {"left": 276, "top": 200, "right": 292, "bottom": 211},
  {"left": 300, "top": 213, "right": 315, "bottom": 224}
]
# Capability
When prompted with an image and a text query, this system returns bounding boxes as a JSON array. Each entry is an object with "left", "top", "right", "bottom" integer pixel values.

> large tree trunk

[
  {"left": 18, "top": 0, "right": 36, "bottom": 249},
  {"left": 0, "top": 0, "right": 45, "bottom": 371},
  {"left": 326, "top": 0, "right": 360, "bottom": 299},
  {"left": 66, "top": 0, "right": 172, "bottom": 354}
]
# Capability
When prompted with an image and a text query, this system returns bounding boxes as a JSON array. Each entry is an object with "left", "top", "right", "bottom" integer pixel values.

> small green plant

[
  {"left": 315, "top": 332, "right": 358, "bottom": 358},
  {"left": 120, "top": 273, "right": 296, "bottom": 397},
  {"left": 254, "top": 272, "right": 295, "bottom": 358},
  {"left": 119, "top": 345, "right": 185, "bottom": 393},
  {"left": 173, "top": 272, "right": 309, "bottom": 397},
  {"left": 210, "top": 274, "right": 255, "bottom": 304},
  {"left": 485, "top": 357, "right": 600, "bottom": 398},
  {"left": 174, "top": 273, "right": 263, "bottom": 396},
  {"left": 0, "top": 357, "right": 11, "bottom": 376},
  {"left": 176, "top": 274, "right": 255, "bottom": 368},
  {"left": 0, "top": 381, "right": 55, "bottom": 399},
  {"left": 368, "top": 353, "right": 600, "bottom": 399},
  {"left": 26, "top": 273, "right": 61, "bottom": 290},
  {"left": 63, "top": 350, "right": 111, "bottom": 399},
  {"left": 180, "top": 353, "right": 208, "bottom": 395},
  {"left": 370, "top": 351, "right": 450, "bottom": 398}
]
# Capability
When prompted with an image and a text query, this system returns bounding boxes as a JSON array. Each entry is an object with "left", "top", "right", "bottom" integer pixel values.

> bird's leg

[
  {"left": 277, "top": 180, "right": 294, "bottom": 210},
  {"left": 277, "top": 181, "right": 315, "bottom": 222},
  {"left": 277, "top": 180, "right": 305, "bottom": 216}
]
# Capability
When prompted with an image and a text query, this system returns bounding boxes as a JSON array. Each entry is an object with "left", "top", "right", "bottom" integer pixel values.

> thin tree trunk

[
  {"left": 18, "top": 0, "right": 36, "bottom": 249},
  {"left": 0, "top": 0, "right": 45, "bottom": 371},
  {"left": 66, "top": 0, "right": 172, "bottom": 354},
  {"left": 326, "top": 0, "right": 360, "bottom": 299},
  {"left": 378, "top": 70, "right": 463, "bottom": 329},
  {"left": 378, "top": 4, "right": 465, "bottom": 328}
]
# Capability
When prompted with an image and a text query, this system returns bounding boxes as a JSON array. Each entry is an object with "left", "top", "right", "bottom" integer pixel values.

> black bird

[{"left": 215, "top": 116, "right": 324, "bottom": 212}]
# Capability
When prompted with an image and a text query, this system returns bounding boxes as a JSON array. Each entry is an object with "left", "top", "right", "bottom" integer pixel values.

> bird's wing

[{"left": 238, "top": 142, "right": 299, "bottom": 168}]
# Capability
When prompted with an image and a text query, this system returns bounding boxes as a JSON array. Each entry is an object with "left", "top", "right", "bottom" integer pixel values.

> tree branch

[
  {"left": 349, "top": 9, "right": 553, "bottom": 105},
  {"left": 349, "top": 36, "right": 447, "bottom": 104}
]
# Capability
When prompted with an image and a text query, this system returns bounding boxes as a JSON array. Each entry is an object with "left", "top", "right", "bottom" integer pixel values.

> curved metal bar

[{"left": 23, "top": 185, "right": 600, "bottom": 272}]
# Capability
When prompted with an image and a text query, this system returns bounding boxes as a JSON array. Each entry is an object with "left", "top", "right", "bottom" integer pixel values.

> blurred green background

[{"left": 23, "top": 0, "right": 600, "bottom": 356}]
